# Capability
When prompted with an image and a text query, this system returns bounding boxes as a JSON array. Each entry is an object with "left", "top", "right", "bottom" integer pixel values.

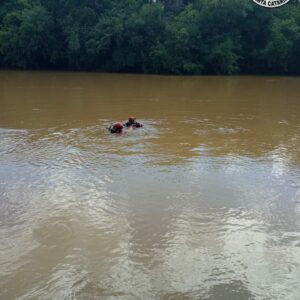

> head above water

[
  {"left": 114, "top": 122, "right": 123, "bottom": 129},
  {"left": 128, "top": 116, "right": 136, "bottom": 122}
]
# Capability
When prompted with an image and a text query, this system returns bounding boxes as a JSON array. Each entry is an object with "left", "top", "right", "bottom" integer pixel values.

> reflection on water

[{"left": 0, "top": 71, "right": 300, "bottom": 299}]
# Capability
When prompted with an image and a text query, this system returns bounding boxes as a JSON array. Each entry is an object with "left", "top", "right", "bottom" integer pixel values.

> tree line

[{"left": 0, "top": 0, "right": 300, "bottom": 75}]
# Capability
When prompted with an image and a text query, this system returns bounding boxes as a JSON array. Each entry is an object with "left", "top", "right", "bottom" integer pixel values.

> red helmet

[{"left": 114, "top": 122, "right": 123, "bottom": 129}]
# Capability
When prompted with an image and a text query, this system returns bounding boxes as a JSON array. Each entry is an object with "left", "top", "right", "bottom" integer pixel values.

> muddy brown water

[{"left": 0, "top": 71, "right": 300, "bottom": 300}]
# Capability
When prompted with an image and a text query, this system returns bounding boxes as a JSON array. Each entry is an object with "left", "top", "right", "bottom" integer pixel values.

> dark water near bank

[{"left": 0, "top": 71, "right": 300, "bottom": 300}]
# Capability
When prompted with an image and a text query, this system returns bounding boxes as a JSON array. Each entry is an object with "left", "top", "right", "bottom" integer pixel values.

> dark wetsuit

[
  {"left": 108, "top": 126, "right": 123, "bottom": 133},
  {"left": 123, "top": 121, "right": 143, "bottom": 128}
]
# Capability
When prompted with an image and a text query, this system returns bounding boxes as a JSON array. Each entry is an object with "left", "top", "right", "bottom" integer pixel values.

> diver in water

[
  {"left": 123, "top": 116, "right": 143, "bottom": 128},
  {"left": 108, "top": 122, "right": 123, "bottom": 133}
]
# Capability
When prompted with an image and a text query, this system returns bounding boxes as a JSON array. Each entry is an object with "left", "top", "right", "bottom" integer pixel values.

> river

[{"left": 0, "top": 71, "right": 300, "bottom": 299}]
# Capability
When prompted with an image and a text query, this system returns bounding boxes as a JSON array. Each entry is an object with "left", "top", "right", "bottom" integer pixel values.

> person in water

[
  {"left": 108, "top": 122, "right": 123, "bottom": 133},
  {"left": 123, "top": 116, "right": 143, "bottom": 128}
]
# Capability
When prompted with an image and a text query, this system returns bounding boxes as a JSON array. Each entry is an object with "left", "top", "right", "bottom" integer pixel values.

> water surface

[{"left": 0, "top": 71, "right": 300, "bottom": 300}]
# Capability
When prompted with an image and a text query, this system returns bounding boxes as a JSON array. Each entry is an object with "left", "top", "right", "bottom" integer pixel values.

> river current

[{"left": 0, "top": 71, "right": 300, "bottom": 299}]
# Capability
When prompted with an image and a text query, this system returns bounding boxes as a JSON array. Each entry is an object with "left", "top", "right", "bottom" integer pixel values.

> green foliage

[
  {"left": 262, "top": 17, "right": 300, "bottom": 72},
  {"left": 0, "top": 0, "right": 55, "bottom": 68},
  {"left": 0, "top": 0, "right": 300, "bottom": 74}
]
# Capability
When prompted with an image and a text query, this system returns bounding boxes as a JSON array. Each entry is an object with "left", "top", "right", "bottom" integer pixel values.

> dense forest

[{"left": 0, "top": 0, "right": 300, "bottom": 75}]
